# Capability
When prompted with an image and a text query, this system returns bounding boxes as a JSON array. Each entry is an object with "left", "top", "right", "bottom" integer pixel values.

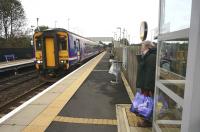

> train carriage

[{"left": 34, "top": 28, "right": 102, "bottom": 77}]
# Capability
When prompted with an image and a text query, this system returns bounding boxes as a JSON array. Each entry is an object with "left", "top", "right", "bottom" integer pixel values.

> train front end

[{"left": 34, "top": 29, "right": 69, "bottom": 77}]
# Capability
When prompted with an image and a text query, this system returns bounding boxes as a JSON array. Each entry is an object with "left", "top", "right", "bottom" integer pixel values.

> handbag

[{"left": 130, "top": 92, "right": 145, "bottom": 113}]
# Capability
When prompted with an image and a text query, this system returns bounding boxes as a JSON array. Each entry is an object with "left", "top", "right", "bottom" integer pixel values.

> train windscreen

[
  {"left": 36, "top": 37, "right": 42, "bottom": 50},
  {"left": 58, "top": 36, "right": 67, "bottom": 50}
]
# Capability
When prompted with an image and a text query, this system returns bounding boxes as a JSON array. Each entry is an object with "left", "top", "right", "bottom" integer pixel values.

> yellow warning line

[
  {"left": 54, "top": 116, "right": 117, "bottom": 126},
  {"left": 121, "top": 71, "right": 134, "bottom": 101},
  {"left": 23, "top": 52, "right": 106, "bottom": 132}
]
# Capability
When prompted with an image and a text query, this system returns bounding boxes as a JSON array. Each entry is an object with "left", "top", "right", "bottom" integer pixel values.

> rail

[{"left": 0, "top": 82, "right": 50, "bottom": 114}]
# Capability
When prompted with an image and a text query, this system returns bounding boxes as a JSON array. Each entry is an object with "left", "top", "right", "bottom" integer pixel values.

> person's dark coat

[{"left": 136, "top": 48, "right": 157, "bottom": 92}]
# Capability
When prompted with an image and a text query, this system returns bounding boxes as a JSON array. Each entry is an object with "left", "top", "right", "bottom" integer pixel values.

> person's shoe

[{"left": 137, "top": 120, "right": 152, "bottom": 127}]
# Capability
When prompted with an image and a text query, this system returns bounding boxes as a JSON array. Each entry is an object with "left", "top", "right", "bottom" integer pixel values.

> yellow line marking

[
  {"left": 54, "top": 116, "right": 117, "bottom": 126},
  {"left": 23, "top": 52, "right": 106, "bottom": 132},
  {"left": 121, "top": 71, "right": 134, "bottom": 101}
]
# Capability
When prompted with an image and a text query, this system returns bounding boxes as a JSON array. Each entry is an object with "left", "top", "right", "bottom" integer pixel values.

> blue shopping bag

[
  {"left": 137, "top": 96, "right": 154, "bottom": 120},
  {"left": 130, "top": 92, "right": 145, "bottom": 113}
]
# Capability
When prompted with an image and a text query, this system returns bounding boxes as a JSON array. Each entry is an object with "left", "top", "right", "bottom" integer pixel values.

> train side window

[
  {"left": 74, "top": 41, "right": 77, "bottom": 49},
  {"left": 36, "top": 38, "right": 42, "bottom": 50},
  {"left": 76, "top": 39, "right": 80, "bottom": 50},
  {"left": 59, "top": 37, "right": 67, "bottom": 50}
]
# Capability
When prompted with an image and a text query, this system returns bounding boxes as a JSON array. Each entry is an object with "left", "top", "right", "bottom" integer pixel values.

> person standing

[{"left": 136, "top": 40, "right": 157, "bottom": 127}]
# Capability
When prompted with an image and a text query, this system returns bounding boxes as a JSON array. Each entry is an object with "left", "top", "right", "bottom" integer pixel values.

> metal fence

[
  {"left": 0, "top": 48, "right": 34, "bottom": 62},
  {"left": 113, "top": 43, "right": 141, "bottom": 94}
]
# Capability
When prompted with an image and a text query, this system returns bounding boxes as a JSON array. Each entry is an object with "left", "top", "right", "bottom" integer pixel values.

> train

[{"left": 33, "top": 28, "right": 103, "bottom": 77}]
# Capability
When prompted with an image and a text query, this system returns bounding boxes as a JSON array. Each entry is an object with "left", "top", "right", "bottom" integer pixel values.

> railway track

[
  {"left": 0, "top": 69, "right": 53, "bottom": 117},
  {"left": 0, "top": 71, "right": 38, "bottom": 92},
  {"left": 0, "top": 54, "right": 98, "bottom": 118},
  {"left": 0, "top": 81, "right": 51, "bottom": 117},
  {"left": 0, "top": 70, "right": 36, "bottom": 84}
]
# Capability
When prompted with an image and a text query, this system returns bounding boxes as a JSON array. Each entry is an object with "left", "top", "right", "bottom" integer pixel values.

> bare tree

[
  {"left": 0, "top": 0, "right": 26, "bottom": 39},
  {"left": 0, "top": 15, "right": 3, "bottom": 37},
  {"left": 0, "top": 0, "right": 11, "bottom": 39},
  {"left": 10, "top": 0, "right": 26, "bottom": 37}
]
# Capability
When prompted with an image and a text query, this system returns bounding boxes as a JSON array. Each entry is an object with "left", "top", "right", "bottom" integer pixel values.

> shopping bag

[
  {"left": 109, "top": 61, "right": 117, "bottom": 76},
  {"left": 130, "top": 92, "right": 145, "bottom": 113},
  {"left": 158, "top": 94, "right": 169, "bottom": 116},
  {"left": 137, "top": 96, "right": 154, "bottom": 120}
]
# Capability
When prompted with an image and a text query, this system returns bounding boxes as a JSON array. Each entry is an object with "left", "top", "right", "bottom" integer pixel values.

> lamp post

[
  {"left": 117, "top": 27, "right": 121, "bottom": 41},
  {"left": 122, "top": 28, "right": 126, "bottom": 44},
  {"left": 55, "top": 20, "right": 57, "bottom": 28},
  {"left": 31, "top": 25, "right": 35, "bottom": 58},
  {"left": 113, "top": 32, "right": 117, "bottom": 41},
  {"left": 123, "top": 28, "right": 125, "bottom": 38},
  {"left": 31, "top": 25, "right": 35, "bottom": 45},
  {"left": 67, "top": 18, "right": 70, "bottom": 30},
  {"left": 115, "top": 33, "right": 117, "bottom": 40},
  {"left": 36, "top": 18, "right": 39, "bottom": 31}
]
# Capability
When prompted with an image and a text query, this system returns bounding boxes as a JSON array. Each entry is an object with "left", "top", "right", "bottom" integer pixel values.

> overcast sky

[{"left": 21, "top": 0, "right": 159, "bottom": 43}]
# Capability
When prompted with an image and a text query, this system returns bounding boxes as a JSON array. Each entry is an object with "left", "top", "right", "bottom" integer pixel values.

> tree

[
  {"left": 120, "top": 38, "right": 130, "bottom": 46},
  {"left": 0, "top": 0, "right": 26, "bottom": 39},
  {"left": 10, "top": 0, "right": 26, "bottom": 37},
  {"left": 0, "top": 16, "right": 3, "bottom": 37}
]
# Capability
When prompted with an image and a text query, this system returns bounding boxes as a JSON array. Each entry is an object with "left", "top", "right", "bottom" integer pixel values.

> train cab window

[
  {"left": 58, "top": 36, "right": 67, "bottom": 50},
  {"left": 36, "top": 37, "right": 42, "bottom": 50}
]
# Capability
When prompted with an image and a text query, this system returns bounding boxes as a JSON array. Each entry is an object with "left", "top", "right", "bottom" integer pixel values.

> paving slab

[
  {"left": 0, "top": 124, "right": 25, "bottom": 132},
  {"left": 31, "top": 92, "right": 60, "bottom": 105},
  {"left": 47, "top": 79, "right": 75, "bottom": 93},
  {"left": 2, "top": 104, "right": 47, "bottom": 126},
  {"left": 46, "top": 122, "right": 117, "bottom": 132}
]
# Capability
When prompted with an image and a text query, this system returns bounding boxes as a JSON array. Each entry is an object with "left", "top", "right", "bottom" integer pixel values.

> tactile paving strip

[{"left": 54, "top": 116, "right": 117, "bottom": 126}]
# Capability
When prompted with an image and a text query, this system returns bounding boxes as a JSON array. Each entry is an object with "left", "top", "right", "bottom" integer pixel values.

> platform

[
  {"left": 0, "top": 52, "right": 132, "bottom": 132},
  {"left": 0, "top": 52, "right": 153, "bottom": 132},
  {"left": 0, "top": 59, "right": 35, "bottom": 72}
]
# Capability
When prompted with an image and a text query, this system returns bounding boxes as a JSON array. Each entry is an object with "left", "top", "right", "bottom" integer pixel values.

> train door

[
  {"left": 45, "top": 38, "right": 55, "bottom": 67},
  {"left": 76, "top": 39, "right": 81, "bottom": 61}
]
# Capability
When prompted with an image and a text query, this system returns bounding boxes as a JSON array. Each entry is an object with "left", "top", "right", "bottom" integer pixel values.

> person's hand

[{"left": 149, "top": 91, "right": 154, "bottom": 97}]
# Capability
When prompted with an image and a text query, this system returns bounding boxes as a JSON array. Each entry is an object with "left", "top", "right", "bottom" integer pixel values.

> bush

[{"left": 0, "top": 37, "right": 32, "bottom": 49}]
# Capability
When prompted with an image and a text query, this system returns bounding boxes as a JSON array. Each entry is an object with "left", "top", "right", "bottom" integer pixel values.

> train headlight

[
  {"left": 37, "top": 60, "right": 43, "bottom": 64},
  {"left": 60, "top": 60, "right": 67, "bottom": 64}
]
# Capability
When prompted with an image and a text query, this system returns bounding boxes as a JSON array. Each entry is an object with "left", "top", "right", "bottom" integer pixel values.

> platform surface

[
  {"left": 46, "top": 52, "right": 131, "bottom": 132},
  {"left": 0, "top": 52, "right": 131, "bottom": 132},
  {"left": 0, "top": 59, "right": 35, "bottom": 70}
]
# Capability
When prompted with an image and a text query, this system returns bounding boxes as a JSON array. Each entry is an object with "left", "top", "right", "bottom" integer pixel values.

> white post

[{"left": 181, "top": 0, "right": 200, "bottom": 131}]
